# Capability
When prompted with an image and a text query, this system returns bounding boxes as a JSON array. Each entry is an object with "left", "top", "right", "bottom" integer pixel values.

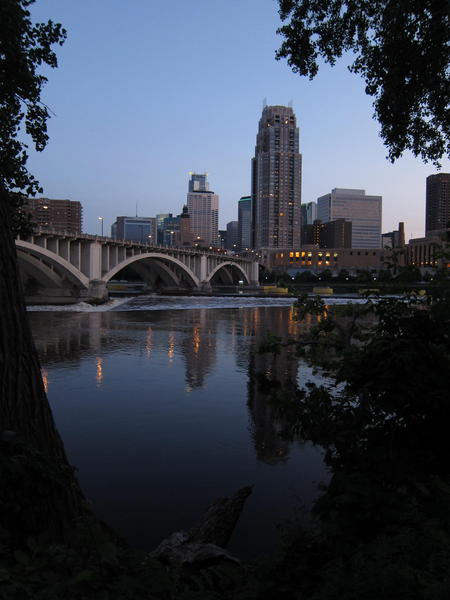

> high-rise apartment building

[
  {"left": 187, "top": 173, "right": 219, "bottom": 246},
  {"left": 238, "top": 196, "right": 252, "bottom": 251},
  {"left": 251, "top": 105, "right": 302, "bottom": 249},
  {"left": 426, "top": 173, "right": 450, "bottom": 234},
  {"left": 23, "top": 197, "right": 82, "bottom": 234},
  {"left": 317, "top": 188, "right": 382, "bottom": 248}
]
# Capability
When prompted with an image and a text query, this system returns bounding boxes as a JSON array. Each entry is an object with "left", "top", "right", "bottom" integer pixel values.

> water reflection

[
  {"left": 96, "top": 357, "right": 103, "bottom": 387},
  {"left": 28, "top": 306, "right": 325, "bottom": 555},
  {"left": 30, "top": 307, "right": 307, "bottom": 464},
  {"left": 41, "top": 369, "right": 49, "bottom": 393},
  {"left": 145, "top": 327, "right": 153, "bottom": 358},
  {"left": 179, "top": 311, "right": 217, "bottom": 390},
  {"left": 245, "top": 307, "right": 301, "bottom": 465},
  {"left": 31, "top": 309, "right": 222, "bottom": 393}
]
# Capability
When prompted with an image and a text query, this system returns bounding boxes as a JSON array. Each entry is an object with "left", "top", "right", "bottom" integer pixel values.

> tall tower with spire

[{"left": 251, "top": 105, "right": 302, "bottom": 249}]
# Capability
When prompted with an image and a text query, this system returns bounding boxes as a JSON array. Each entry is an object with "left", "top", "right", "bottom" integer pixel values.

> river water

[{"left": 28, "top": 295, "right": 332, "bottom": 557}]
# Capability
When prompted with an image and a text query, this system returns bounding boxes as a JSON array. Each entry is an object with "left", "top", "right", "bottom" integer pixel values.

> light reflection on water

[{"left": 29, "top": 299, "right": 328, "bottom": 557}]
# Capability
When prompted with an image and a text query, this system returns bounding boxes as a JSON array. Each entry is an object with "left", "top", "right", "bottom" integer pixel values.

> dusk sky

[{"left": 28, "top": 0, "right": 450, "bottom": 241}]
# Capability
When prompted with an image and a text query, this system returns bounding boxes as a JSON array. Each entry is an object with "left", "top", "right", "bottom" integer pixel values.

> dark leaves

[
  {"left": 0, "top": 0, "right": 66, "bottom": 204},
  {"left": 276, "top": 0, "right": 450, "bottom": 165}
]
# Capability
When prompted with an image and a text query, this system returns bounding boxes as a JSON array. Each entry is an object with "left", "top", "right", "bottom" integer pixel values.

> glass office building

[{"left": 317, "top": 188, "right": 382, "bottom": 248}]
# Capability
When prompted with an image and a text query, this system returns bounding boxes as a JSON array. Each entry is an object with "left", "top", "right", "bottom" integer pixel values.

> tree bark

[{"left": 0, "top": 191, "right": 87, "bottom": 543}]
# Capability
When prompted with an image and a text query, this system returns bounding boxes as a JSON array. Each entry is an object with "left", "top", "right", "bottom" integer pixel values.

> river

[{"left": 28, "top": 295, "right": 332, "bottom": 557}]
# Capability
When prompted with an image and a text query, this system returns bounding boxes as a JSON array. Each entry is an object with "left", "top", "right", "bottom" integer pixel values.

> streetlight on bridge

[{"left": 98, "top": 216, "right": 104, "bottom": 236}]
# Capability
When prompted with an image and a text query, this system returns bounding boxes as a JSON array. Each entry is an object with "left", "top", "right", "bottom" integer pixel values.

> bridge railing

[{"left": 21, "top": 227, "right": 256, "bottom": 263}]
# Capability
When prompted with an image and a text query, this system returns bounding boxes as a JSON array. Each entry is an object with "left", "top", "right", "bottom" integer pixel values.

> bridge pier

[
  {"left": 199, "top": 280, "right": 212, "bottom": 292},
  {"left": 87, "top": 279, "right": 108, "bottom": 303},
  {"left": 249, "top": 262, "right": 260, "bottom": 287}
]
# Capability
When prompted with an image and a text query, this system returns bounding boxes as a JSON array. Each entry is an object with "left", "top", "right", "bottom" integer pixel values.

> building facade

[
  {"left": 187, "top": 173, "right": 219, "bottom": 246},
  {"left": 238, "top": 196, "right": 252, "bottom": 251},
  {"left": 188, "top": 172, "right": 208, "bottom": 192},
  {"left": 251, "top": 105, "right": 302, "bottom": 249},
  {"left": 23, "top": 197, "right": 82, "bottom": 234},
  {"left": 156, "top": 213, "right": 171, "bottom": 244},
  {"left": 426, "top": 173, "right": 450, "bottom": 234},
  {"left": 317, "top": 188, "right": 382, "bottom": 248},
  {"left": 226, "top": 221, "right": 239, "bottom": 251},
  {"left": 218, "top": 230, "right": 227, "bottom": 249},
  {"left": 260, "top": 246, "right": 385, "bottom": 274},
  {"left": 381, "top": 222, "right": 405, "bottom": 248},
  {"left": 160, "top": 215, "right": 180, "bottom": 246},
  {"left": 111, "top": 216, "right": 157, "bottom": 243},
  {"left": 406, "top": 227, "right": 450, "bottom": 271},
  {"left": 300, "top": 201, "right": 317, "bottom": 227},
  {"left": 302, "top": 219, "right": 352, "bottom": 248},
  {"left": 179, "top": 205, "right": 192, "bottom": 246}
]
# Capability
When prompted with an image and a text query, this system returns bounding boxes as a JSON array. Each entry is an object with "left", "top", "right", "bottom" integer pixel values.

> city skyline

[{"left": 26, "top": 0, "right": 450, "bottom": 241}]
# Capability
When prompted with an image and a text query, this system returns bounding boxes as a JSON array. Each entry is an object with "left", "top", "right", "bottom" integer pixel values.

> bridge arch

[
  {"left": 103, "top": 252, "right": 200, "bottom": 289},
  {"left": 207, "top": 261, "right": 250, "bottom": 285},
  {"left": 16, "top": 240, "right": 89, "bottom": 289}
]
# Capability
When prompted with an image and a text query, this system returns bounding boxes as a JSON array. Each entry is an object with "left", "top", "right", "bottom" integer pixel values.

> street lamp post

[{"left": 98, "top": 216, "right": 104, "bottom": 236}]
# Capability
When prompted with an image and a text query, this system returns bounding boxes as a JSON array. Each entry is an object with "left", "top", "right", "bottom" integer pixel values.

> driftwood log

[{"left": 150, "top": 485, "right": 252, "bottom": 570}]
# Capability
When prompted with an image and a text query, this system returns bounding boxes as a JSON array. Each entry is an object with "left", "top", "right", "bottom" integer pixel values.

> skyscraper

[
  {"left": 238, "top": 196, "right": 252, "bottom": 251},
  {"left": 426, "top": 173, "right": 450, "bottom": 234},
  {"left": 188, "top": 172, "right": 208, "bottom": 192},
  {"left": 187, "top": 173, "right": 219, "bottom": 246},
  {"left": 317, "top": 188, "right": 382, "bottom": 248},
  {"left": 251, "top": 105, "right": 302, "bottom": 249}
]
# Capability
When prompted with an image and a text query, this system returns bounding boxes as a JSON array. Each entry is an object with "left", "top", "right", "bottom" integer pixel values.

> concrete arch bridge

[{"left": 16, "top": 229, "right": 260, "bottom": 304}]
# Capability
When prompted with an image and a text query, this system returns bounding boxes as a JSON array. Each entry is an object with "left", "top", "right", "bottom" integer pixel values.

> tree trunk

[{"left": 0, "top": 191, "right": 87, "bottom": 543}]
